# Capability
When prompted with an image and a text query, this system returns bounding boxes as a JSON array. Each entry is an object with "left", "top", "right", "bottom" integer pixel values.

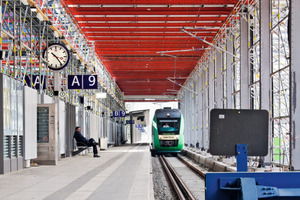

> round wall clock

[{"left": 43, "top": 43, "right": 70, "bottom": 71}]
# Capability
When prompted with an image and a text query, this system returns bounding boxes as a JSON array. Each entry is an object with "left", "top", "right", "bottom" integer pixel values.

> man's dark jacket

[
  {"left": 73, "top": 131, "right": 98, "bottom": 155},
  {"left": 73, "top": 131, "right": 88, "bottom": 145}
]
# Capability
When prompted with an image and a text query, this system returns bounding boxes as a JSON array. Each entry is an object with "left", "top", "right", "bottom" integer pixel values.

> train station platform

[{"left": 0, "top": 143, "right": 154, "bottom": 200}]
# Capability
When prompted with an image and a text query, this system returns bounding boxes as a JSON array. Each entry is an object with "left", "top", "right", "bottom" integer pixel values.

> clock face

[{"left": 44, "top": 43, "right": 70, "bottom": 70}]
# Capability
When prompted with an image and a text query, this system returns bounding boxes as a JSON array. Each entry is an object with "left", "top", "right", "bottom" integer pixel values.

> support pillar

[
  {"left": 206, "top": 65, "right": 211, "bottom": 150},
  {"left": 227, "top": 34, "right": 234, "bottom": 109},
  {"left": 240, "top": 14, "right": 250, "bottom": 109},
  {"left": 54, "top": 72, "right": 61, "bottom": 160},
  {"left": 260, "top": 0, "right": 271, "bottom": 164},
  {"left": 198, "top": 74, "right": 203, "bottom": 148},
  {"left": 290, "top": 0, "right": 300, "bottom": 170},
  {"left": 187, "top": 90, "right": 191, "bottom": 146},
  {"left": 203, "top": 68, "right": 208, "bottom": 149},
  {"left": 191, "top": 82, "right": 195, "bottom": 147},
  {"left": 216, "top": 51, "right": 222, "bottom": 108},
  {"left": 209, "top": 57, "right": 215, "bottom": 111}
]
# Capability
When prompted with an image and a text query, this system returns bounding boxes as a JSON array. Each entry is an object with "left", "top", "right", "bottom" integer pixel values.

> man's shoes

[{"left": 94, "top": 154, "right": 100, "bottom": 157}]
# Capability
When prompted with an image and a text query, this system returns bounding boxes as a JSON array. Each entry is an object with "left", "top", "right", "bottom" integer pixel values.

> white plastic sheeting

[{"left": 24, "top": 87, "right": 37, "bottom": 160}]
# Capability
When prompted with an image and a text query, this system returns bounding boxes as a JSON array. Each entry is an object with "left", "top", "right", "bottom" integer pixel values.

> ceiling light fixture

[{"left": 30, "top": 7, "right": 37, "bottom": 12}]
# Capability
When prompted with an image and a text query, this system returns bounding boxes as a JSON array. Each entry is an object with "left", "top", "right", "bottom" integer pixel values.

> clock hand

[{"left": 51, "top": 52, "right": 62, "bottom": 65}]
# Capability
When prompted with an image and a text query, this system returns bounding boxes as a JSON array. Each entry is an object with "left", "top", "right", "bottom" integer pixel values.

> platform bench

[{"left": 72, "top": 139, "right": 89, "bottom": 156}]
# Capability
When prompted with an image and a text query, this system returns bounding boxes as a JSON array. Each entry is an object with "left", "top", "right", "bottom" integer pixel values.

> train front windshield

[{"left": 157, "top": 119, "right": 180, "bottom": 135}]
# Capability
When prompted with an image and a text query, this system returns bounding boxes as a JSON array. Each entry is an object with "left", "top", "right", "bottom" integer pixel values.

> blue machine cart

[{"left": 206, "top": 172, "right": 300, "bottom": 200}]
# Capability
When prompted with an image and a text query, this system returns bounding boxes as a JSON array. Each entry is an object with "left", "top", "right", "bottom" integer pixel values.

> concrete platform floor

[{"left": 0, "top": 143, "right": 154, "bottom": 200}]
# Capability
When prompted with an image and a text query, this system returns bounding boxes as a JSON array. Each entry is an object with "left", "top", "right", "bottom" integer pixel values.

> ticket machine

[{"left": 34, "top": 104, "right": 58, "bottom": 165}]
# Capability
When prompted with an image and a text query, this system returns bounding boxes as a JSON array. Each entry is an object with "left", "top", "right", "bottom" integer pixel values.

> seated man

[{"left": 73, "top": 126, "right": 100, "bottom": 157}]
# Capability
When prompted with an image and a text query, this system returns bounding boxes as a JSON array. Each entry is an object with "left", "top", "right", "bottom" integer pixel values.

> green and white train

[{"left": 150, "top": 107, "right": 184, "bottom": 156}]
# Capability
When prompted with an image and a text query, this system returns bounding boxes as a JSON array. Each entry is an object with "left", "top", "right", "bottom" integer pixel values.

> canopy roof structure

[{"left": 64, "top": 0, "right": 238, "bottom": 100}]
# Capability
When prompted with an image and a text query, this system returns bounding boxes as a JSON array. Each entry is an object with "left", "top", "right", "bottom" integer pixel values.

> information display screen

[{"left": 37, "top": 107, "right": 49, "bottom": 143}]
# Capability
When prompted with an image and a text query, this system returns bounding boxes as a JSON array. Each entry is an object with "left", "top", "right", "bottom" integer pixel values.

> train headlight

[{"left": 166, "top": 113, "right": 170, "bottom": 117}]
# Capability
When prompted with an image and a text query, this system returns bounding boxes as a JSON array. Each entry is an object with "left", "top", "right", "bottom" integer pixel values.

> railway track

[{"left": 158, "top": 155, "right": 206, "bottom": 200}]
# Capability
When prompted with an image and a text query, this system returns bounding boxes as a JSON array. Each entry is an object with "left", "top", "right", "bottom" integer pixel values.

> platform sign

[
  {"left": 135, "top": 124, "right": 145, "bottom": 132},
  {"left": 120, "top": 111, "right": 126, "bottom": 117},
  {"left": 83, "top": 75, "right": 97, "bottom": 89},
  {"left": 113, "top": 111, "right": 126, "bottom": 117},
  {"left": 24, "top": 75, "right": 46, "bottom": 90},
  {"left": 113, "top": 111, "right": 119, "bottom": 117},
  {"left": 68, "top": 75, "right": 97, "bottom": 89},
  {"left": 68, "top": 75, "right": 82, "bottom": 89},
  {"left": 126, "top": 120, "right": 135, "bottom": 124},
  {"left": 136, "top": 124, "right": 143, "bottom": 128}
]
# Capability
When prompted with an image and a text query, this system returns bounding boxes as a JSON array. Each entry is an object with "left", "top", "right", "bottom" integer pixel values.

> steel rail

[
  {"left": 158, "top": 155, "right": 185, "bottom": 200},
  {"left": 176, "top": 155, "right": 206, "bottom": 178},
  {"left": 159, "top": 155, "right": 196, "bottom": 200}
]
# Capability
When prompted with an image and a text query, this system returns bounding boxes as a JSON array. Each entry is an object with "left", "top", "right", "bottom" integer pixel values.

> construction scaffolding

[
  {"left": 1, "top": 0, "right": 125, "bottom": 114},
  {"left": 179, "top": 0, "right": 291, "bottom": 168},
  {"left": 270, "top": 0, "right": 290, "bottom": 166}
]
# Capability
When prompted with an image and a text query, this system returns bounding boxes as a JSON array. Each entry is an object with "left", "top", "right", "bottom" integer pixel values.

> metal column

[
  {"left": 216, "top": 51, "right": 222, "bottom": 108},
  {"left": 209, "top": 57, "right": 215, "bottom": 111},
  {"left": 186, "top": 89, "right": 191, "bottom": 146},
  {"left": 226, "top": 35, "right": 234, "bottom": 109},
  {"left": 204, "top": 66, "right": 209, "bottom": 149},
  {"left": 192, "top": 81, "right": 196, "bottom": 147},
  {"left": 191, "top": 82, "right": 195, "bottom": 147},
  {"left": 260, "top": 0, "right": 271, "bottom": 163},
  {"left": 290, "top": 0, "right": 300, "bottom": 170},
  {"left": 240, "top": 14, "right": 250, "bottom": 109},
  {"left": 65, "top": 103, "right": 76, "bottom": 157},
  {"left": 198, "top": 73, "right": 203, "bottom": 148}
]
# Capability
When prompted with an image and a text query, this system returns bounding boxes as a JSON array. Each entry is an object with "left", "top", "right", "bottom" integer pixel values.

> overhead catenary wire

[{"left": 181, "top": 28, "right": 239, "bottom": 59}]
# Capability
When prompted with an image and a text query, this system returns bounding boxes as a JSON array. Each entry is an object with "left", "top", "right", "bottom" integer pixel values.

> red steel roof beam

[
  {"left": 78, "top": 22, "right": 223, "bottom": 27},
  {"left": 82, "top": 28, "right": 219, "bottom": 33},
  {"left": 118, "top": 86, "right": 181, "bottom": 91},
  {"left": 123, "top": 92, "right": 176, "bottom": 96},
  {"left": 86, "top": 33, "right": 216, "bottom": 37},
  {"left": 102, "top": 56, "right": 200, "bottom": 60},
  {"left": 124, "top": 100, "right": 179, "bottom": 102},
  {"left": 122, "top": 89, "right": 180, "bottom": 92},
  {"left": 106, "top": 65, "right": 197, "bottom": 68},
  {"left": 104, "top": 63, "right": 198, "bottom": 66},
  {"left": 104, "top": 59, "right": 196, "bottom": 65},
  {"left": 109, "top": 61, "right": 195, "bottom": 67},
  {"left": 115, "top": 75, "right": 190, "bottom": 80},
  {"left": 96, "top": 44, "right": 209, "bottom": 49},
  {"left": 65, "top": 0, "right": 237, "bottom": 5},
  {"left": 94, "top": 39, "right": 209, "bottom": 44},
  {"left": 73, "top": 10, "right": 231, "bottom": 16},
  {"left": 97, "top": 51, "right": 205, "bottom": 55},
  {"left": 110, "top": 69, "right": 195, "bottom": 73},
  {"left": 107, "top": 63, "right": 199, "bottom": 66},
  {"left": 97, "top": 47, "right": 207, "bottom": 50},
  {"left": 75, "top": 16, "right": 227, "bottom": 22},
  {"left": 69, "top": 7, "right": 233, "bottom": 14},
  {"left": 117, "top": 81, "right": 180, "bottom": 85},
  {"left": 91, "top": 37, "right": 214, "bottom": 41},
  {"left": 110, "top": 69, "right": 194, "bottom": 72},
  {"left": 121, "top": 86, "right": 181, "bottom": 91}
]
